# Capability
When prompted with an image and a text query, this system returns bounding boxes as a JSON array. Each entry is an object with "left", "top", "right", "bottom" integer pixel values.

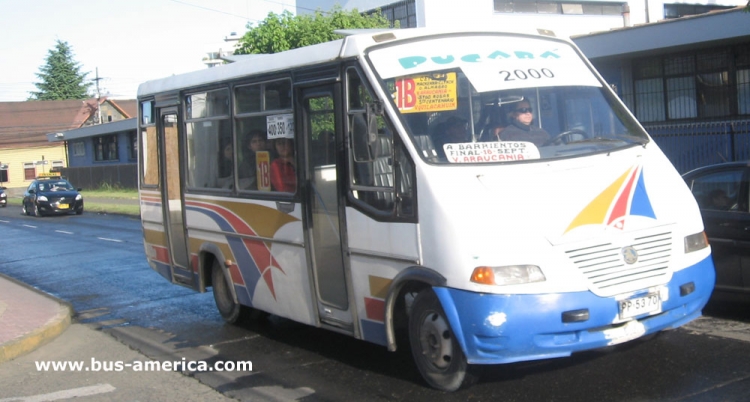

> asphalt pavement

[{"left": 0, "top": 273, "right": 234, "bottom": 401}]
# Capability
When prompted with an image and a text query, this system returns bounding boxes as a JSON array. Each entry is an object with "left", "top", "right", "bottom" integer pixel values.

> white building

[{"left": 302, "top": 0, "right": 745, "bottom": 38}]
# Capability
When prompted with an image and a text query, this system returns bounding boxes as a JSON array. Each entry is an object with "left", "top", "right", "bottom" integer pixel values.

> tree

[
  {"left": 29, "top": 40, "right": 92, "bottom": 100},
  {"left": 234, "top": 6, "right": 392, "bottom": 55}
]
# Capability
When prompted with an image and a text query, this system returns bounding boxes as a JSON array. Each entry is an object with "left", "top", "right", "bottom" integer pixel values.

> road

[{"left": 1, "top": 206, "right": 750, "bottom": 401}]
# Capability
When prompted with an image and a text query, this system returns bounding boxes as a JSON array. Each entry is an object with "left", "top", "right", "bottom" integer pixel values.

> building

[
  {"left": 573, "top": 7, "right": 750, "bottom": 172},
  {"left": 303, "top": 0, "right": 745, "bottom": 35},
  {"left": 47, "top": 118, "right": 138, "bottom": 189},
  {"left": 303, "top": 1, "right": 749, "bottom": 173},
  {"left": 0, "top": 98, "right": 136, "bottom": 189}
]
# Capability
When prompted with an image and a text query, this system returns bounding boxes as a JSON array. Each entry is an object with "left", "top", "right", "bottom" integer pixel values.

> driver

[{"left": 498, "top": 100, "right": 550, "bottom": 146}]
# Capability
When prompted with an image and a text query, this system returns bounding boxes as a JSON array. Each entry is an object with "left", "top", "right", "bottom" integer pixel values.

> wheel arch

[
  {"left": 197, "top": 243, "right": 239, "bottom": 305},
  {"left": 384, "top": 266, "right": 447, "bottom": 352}
]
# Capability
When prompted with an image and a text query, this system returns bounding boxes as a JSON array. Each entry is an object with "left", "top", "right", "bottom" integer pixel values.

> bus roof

[{"left": 137, "top": 27, "right": 562, "bottom": 98}]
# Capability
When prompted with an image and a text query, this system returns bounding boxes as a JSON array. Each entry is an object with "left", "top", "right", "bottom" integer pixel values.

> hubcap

[{"left": 419, "top": 310, "right": 453, "bottom": 370}]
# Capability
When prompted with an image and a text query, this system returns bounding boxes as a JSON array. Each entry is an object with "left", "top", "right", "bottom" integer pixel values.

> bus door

[
  {"left": 298, "top": 85, "right": 354, "bottom": 331},
  {"left": 158, "top": 107, "right": 192, "bottom": 286}
]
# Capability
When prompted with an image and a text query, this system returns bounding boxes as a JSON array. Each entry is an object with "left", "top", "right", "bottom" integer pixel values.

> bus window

[
  {"left": 185, "top": 89, "right": 233, "bottom": 190},
  {"left": 346, "top": 67, "right": 415, "bottom": 219}
]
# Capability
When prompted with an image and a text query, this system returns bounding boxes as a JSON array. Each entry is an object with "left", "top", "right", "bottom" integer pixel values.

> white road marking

[
  {"left": 0, "top": 384, "right": 116, "bottom": 402},
  {"left": 0, "top": 219, "right": 9, "bottom": 223},
  {"left": 55, "top": 230, "right": 74, "bottom": 234},
  {"left": 22, "top": 225, "right": 37, "bottom": 229},
  {"left": 97, "top": 237, "right": 123, "bottom": 243}
]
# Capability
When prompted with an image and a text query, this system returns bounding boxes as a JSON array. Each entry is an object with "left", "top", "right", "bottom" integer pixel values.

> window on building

[
  {"left": 367, "top": 0, "right": 417, "bottom": 28},
  {"left": 494, "top": 1, "right": 624, "bottom": 15},
  {"left": 128, "top": 131, "right": 138, "bottom": 160},
  {"left": 663, "top": 4, "right": 734, "bottom": 19},
  {"left": 94, "top": 134, "right": 119, "bottom": 161},
  {"left": 0, "top": 167, "right": 8, "bottom": 183},
  {"left": 633, "top": 44, "right": 747, "bottom": 123},
  {"left": 72, "top": 141, "right": 85, "bottom": 156},
  {"left": 738, "top": 44, "right": 750, "bottom": 115},
  {"left": 51, "top": 160, "right": 64, "bottom": 173},
  {"left": 24, "top": 162, "right": 36, "bottom": 180}
]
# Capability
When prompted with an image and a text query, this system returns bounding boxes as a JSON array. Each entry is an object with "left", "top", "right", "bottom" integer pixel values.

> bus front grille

[{"left": 565, "top": 231, "right": 673, "bottom": 297}]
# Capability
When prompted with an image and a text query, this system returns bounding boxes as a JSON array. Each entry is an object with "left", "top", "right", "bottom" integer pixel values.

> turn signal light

[{"left": 470, "top": 266, "right": 495, "bottom": 285}]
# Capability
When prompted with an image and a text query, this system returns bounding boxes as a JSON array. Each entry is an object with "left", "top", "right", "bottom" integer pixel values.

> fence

[
  {"left": 61, "top": 164, "right": 137, "bottom": 190},
  {"left": 645, "top": 119, "right": 750, "bottom": 174}
]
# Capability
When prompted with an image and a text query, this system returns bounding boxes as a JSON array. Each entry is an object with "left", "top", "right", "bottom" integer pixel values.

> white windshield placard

[
  {"left": 444, "top": 141, "right": 541, "bottom": 163},
  {"left": 369, "top": 35, "right": 601, "bottom": 91}
]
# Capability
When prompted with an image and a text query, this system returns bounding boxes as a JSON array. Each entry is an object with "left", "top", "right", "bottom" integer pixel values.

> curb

[{"left": 0, "top": 274, "right": 73, "bottom": 363}]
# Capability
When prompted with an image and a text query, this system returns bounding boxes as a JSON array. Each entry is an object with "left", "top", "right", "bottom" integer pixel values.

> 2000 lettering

[{"left": 499, "top": 68, "right": 554, "bottom": 82}]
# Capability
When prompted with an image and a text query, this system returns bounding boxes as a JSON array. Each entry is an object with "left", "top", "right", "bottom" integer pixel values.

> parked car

[
  {"left": 22, "top": 176, "right": 84, "bottom": 216},
  {"left": 683, "top": 161, "right": 750, "bottom": 299},
  {"left": 0, "top": 186, "right": 6, "bottom": 207}
]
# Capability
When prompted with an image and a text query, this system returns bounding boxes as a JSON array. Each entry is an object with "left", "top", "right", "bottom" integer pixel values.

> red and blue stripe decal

[{"left": 186, "top": 200, "right": 285, "bottom": 304}]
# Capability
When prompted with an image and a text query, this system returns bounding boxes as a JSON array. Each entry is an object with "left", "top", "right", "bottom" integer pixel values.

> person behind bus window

[
  {"left": 499, "top": 100, "right": 550, "bottom": 146},
  {"left": 433, "top": 116, "right": 469, "bottom": 159},
  {"left": 217, "top": 142, "right": 234, "bottom": 189},
  {"left": 270, "top": 138, "right": 296, "bottom": 193},
  {"left": 238, "top": 130, "right": 267, "bottom": 190}
]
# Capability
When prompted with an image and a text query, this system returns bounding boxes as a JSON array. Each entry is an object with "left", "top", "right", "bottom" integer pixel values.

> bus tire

[
  {"left": 211, "top": 261, "right": 267, "bottom": 324},
  {"left": 408, "top": 289, "right": 478, "bottom": 391},
  {"left": 211, "top": 261, "right": 245, "bottom": 324}
]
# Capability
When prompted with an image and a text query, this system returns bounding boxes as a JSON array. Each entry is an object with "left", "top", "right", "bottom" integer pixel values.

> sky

[{"left": 0, "top": 0, "right": 298, "bottom": 102}]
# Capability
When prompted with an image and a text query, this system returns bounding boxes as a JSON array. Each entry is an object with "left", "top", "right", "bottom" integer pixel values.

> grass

[
  {"left": 82, "top": 188, "right": 139, "bottom": 200},
  {"left": 82, "top": 187, "right": 140, "bottom": 216},
  {"left": 83, "top": 201, "right": 140, "bottom": 217}
]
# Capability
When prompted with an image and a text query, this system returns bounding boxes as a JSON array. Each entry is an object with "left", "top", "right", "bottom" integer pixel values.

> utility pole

[{"left": 93, "top": 67, "right": 103, "bottom": 124}]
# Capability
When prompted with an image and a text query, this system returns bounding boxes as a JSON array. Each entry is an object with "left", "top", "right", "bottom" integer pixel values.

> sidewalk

[
  {"left": 0, "top": 274, "right": 234, "bottom": 401},
  {"left": 0, "top": 273, "right": 71, "bottom": 363}
]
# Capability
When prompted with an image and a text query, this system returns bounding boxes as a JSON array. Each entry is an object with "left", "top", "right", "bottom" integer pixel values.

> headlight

[
  {"left": 75, "top": 194, "right": 82, "bottom": 200},
  {"left": 37, "top": 195, "right": 48, "bottom": 202},
  {"left": 471, "top": 265, "right": 546, "bottom": 286},
  {"left": 0, "top": 193, "right": 5, "bottom": 198},
  {"left": 684, "top": 231, "right": 709, "bottom": 253}
]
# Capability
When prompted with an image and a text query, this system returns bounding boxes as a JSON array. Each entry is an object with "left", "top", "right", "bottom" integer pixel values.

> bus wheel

[
  {"left": 408, "top": 289, "right": 478, "bottom": 391},
  {"left": 211, "top": 261, "right": 245, "bottom": 324},
  {"left": 211, "top": 261, "right": 266, "bottom": 324}
]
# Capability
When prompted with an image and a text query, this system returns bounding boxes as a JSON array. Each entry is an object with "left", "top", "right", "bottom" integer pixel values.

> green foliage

[
  {"left": 235, "top": 6, "right": 392, "bottom": 55},
  {"left": 29, "top": 40, "right": 92, "bottom": 100}
]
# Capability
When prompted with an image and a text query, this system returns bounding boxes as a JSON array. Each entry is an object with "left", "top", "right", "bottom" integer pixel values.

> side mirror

[
  {"left": 28, "top": 189, "right": 35, "bottom": 194},
  {"left": 366, "top": 102, "right": 382, "bottom": 145}
]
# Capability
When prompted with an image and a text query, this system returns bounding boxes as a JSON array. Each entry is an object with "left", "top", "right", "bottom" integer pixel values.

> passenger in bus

[
  {"left": 499, "top": 100, "right": 550, "bottom": 146},
  {"left": 270, "top": 138, "right": 296, "bottom": 193},
  {"left": 433, "top": 116, "right": 469, "bottom": 159},
  {"left": 238, "top": 130, "right": 267, "bottom": 190},
  {"left": 217, "top": 143, "right": 234, "bottom": 189}
]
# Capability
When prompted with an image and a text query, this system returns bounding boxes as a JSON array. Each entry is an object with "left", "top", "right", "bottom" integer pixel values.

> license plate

[
  {"left": 619, "top": 293, "right": 660, "bottom": 319},
  {"left": 58, "top": 203, "right": 69, "bottom": 209}
]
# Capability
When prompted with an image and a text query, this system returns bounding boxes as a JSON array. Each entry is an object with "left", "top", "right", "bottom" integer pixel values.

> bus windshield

[{"left": 367, "top": 34, "right": 649, "bottom": 164}]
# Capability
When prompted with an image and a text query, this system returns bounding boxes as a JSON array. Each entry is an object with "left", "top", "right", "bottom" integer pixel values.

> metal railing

[{"left": 645, "top": 119, "right": 750, "bottom": 174}]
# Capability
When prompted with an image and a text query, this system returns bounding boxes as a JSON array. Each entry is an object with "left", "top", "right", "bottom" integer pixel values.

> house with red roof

[{"left": 0, "top": 98, "right": 136, "bottom": 190}]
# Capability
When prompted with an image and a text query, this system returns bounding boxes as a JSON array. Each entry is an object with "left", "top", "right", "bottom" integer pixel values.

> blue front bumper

[{"left": 434, "top": 256, "right": 715, "bottom": 365}]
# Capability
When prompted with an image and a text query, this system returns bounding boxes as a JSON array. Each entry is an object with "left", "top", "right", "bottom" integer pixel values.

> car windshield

[
  {"left": 42, "top": 181, "right": 75, "bottom": 191},
  {"left": 367, "top": 33, "right": 649, "bottom": 164}
]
